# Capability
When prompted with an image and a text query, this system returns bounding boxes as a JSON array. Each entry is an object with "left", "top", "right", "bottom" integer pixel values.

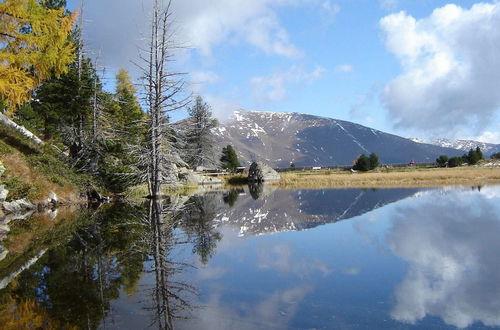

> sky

[{"left": 66, "top": 0, "right": 500, "bottom": 143}]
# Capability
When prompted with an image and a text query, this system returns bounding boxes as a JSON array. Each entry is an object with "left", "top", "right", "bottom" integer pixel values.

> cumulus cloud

[
  {"left": 251, "top": 65, "right": 326, "bottom": 102},
  {"left": 388, "top": 188, "right": 500, "bottom": 328},
  {"left": 380, "top": 3, "right": 500, "bottom": 134}
]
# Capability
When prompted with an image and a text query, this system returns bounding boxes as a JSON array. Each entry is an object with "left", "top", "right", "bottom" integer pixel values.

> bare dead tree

[{"left": 139, "top": 0, "right": 189, "bottom": 198}]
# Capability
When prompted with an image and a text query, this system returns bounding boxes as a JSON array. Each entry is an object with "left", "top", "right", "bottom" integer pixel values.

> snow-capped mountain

[
  {"left": 431, "top": 139, "right": 500, "bottom": 156},
  {"left": 214, "top": 110, "right": 463, "bottom": 167}
]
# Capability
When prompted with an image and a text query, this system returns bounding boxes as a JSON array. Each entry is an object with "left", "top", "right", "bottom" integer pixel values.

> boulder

[
  {"left": 248, "top": 162, "right": 280, "bottom": 183},
  {"left": 2, "top": 199, "right": 36, "bottom": 214},
  {"left": 0, "top": 185, "right": 8, "bottom": 202}
]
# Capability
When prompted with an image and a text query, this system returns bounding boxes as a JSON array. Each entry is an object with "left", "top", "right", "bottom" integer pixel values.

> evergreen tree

[
  {"left": 185, "top": 96, "right": 219, "bottom": 169},
  {"left": 476, "top": 147, "right": 483, "bottom": 161},
  {"left": 220, "top": 145, "right": 241, "bottom": 170},
  {"left": 353, "top": 154, "right": 370, "bottom": 171},
  {"left": 448, "top": 157, "right": 462, "bottom": 167},
  {"left": 466, "top": 147, "right": 482, "bottom": 165},
  {"left": 492, "top": 152, "right": 500, "bottom": 160},
  {"left": 436, "top": 155, "right": 449, "bottom": 167},
  {"left": 368, "top": 153, "right": 380, "bottom": 170}
]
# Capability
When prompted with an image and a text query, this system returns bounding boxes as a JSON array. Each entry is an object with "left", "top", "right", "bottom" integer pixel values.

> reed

[{"left": 277, "top": 167, "right": 500, "bottom": 189}]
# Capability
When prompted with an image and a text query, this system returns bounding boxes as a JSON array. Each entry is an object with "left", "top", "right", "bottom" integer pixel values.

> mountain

[
  {"left": 214, "top": 110, "right": 463, "bottom": 167},
  {"left": 410, "top": 138, "right": 500, "bottom": 157}
]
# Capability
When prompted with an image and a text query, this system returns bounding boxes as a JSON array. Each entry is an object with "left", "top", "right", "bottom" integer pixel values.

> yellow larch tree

[{"left": 0, "top": 0, "right": 77, "bottom": 116}]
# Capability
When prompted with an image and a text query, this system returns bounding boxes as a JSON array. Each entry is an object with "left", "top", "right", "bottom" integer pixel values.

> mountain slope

[{"left": 214, "top": 110, "right": 463, "bottom": 167}]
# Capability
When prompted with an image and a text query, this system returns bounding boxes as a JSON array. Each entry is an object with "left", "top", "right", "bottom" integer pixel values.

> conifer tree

[
  {"left": 0, "top": 0, "right": 76, "bottom": 115},
  {"left": 185, "top": 96, "right": 219, "bottom": 169},
  {"left": 368, "top": 153, "right": 380, "bottom": 170},
  {"left": 353, "top": 154, "right": 370, "bottom": 171},
  {"left": 220, "top": 145, "right": 241, "bottom": 170}
]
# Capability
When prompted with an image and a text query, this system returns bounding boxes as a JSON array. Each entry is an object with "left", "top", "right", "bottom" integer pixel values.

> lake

[{"left": 0, "top": 185, "right": 499, "bottom": 329}]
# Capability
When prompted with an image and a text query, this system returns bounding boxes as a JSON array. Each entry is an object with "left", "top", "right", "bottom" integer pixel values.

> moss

[{"left": 3, "top": 176, "right": 41, "bottom": 201}]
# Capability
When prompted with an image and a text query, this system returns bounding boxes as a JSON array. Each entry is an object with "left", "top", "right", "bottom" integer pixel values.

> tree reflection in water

[
  {"left": 0, "top": 193, "right": 226, "bottom": 329},
  {"left": 145, "top": 199, "right": 196, "bottom": 330},
  {"left": 180, "top": 194, "right": 223, "bottom": 265}
]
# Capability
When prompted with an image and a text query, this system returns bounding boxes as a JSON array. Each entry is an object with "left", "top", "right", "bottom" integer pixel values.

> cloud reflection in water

[{"left": 388, "top": 188, "right": 500, "bottom": 328}]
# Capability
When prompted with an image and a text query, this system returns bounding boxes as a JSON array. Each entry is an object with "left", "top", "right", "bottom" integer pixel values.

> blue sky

[{"left": 67, "top": 0, "right": 500, "bottom": 143}]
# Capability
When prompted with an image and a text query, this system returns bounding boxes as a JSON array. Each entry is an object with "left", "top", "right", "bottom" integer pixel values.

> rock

[
  {"left": 0, "top": 224, "right": 9, "bottom": 234},
  {"left": 48, "top": 191, "right": 58, "bottom": 204},
  {"left": 87, "top": 189, "right": 109, "bottom": 202},
  {"left": 248, "top": 162, "right": 280, "bottom": 183},
  {"left": 0, "top": 185, "right": 8, "bottom": 202},
  {"left": 0, "top": 161, "right": 4, "bottom": 177},
  {"left": 182, "top": 169, "right": 223, "bottom": 185},
  {"left": 0, "top": 246, "right": 8, "bottom": 262},
  {"left": 2, "top": 199, "right": 36, "bottom": 214}
]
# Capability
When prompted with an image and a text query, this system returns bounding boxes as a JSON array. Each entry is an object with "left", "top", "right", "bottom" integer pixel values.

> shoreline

[{"left": 273, "top": 167, "right": 500, "bottom": 189}]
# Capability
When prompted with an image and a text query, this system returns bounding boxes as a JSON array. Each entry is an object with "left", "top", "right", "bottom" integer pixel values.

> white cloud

[
  {"left": 251, "top": 65, "right": 326, "bottom": 102},
  {"left": 190, "top": 71, "right": 221, "bottom": 93},
  {"left": 468, "top": 129, "right": 500, "bottom": 144},
  {"left": 388, "top": 189, "right": 500, "bottom": 328},
  {"left": 336, "top": 64, "right": 353, "bottom": 73},
  {"left": 380, "top": 3, "right": 500, "bottom": 135},
  {"left": 203, "top": 94, "right": 241, "bottom": 120},
  {"left": 79, "top": 0, "right": 326, "bottom": 75}
]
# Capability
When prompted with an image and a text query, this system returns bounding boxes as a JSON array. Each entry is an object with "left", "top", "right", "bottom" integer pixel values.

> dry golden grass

[
  {"left": 277, "top": 167, "right": 500, "bottom": 189},
  {"left": 1, "top": 149, "right": 78, "bottom": 201}
]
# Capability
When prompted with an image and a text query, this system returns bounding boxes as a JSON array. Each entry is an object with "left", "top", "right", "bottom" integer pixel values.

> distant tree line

[
  {"left": 436, "top": 147, "right": 484, "bottom": 168},
  {"left": 491, "top": 152, "right": 500, "bottom": 160}
]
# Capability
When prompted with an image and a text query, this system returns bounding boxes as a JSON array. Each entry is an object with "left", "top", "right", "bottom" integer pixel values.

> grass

[
  {"left": 276, "top": 166, "right": 500, "bottom": 189},
  {"left": 0, "top": 122, "right": 94, "bottom": 202}
]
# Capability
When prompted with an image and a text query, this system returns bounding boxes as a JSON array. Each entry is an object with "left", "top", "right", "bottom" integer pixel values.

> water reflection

[
  {"left": 1, "top": 186, "right": 500, "bottom": 329},
  {"left": 0, "top": 199, "right": 204, "bottom": 329},
  {"left": 388, "top": 187, "right": 500, "bottom": 328}
]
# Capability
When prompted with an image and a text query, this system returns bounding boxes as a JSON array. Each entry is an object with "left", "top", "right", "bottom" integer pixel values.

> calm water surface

[{"left": 1, "top": 185, "right": 499, "bottom": 329}]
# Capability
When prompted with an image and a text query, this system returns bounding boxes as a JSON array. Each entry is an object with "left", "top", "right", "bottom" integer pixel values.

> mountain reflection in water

[{"left": 0, "top": 185, "right": 498, "bottom": 329}]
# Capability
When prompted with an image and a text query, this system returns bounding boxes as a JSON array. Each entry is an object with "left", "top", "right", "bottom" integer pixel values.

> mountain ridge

[{"left": 214, "top": 110, "right": 464, "bottom": 167}]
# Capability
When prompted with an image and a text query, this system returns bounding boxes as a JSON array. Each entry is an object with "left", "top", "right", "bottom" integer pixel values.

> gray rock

[
  {"left": 0, "top": 185, "right": 8, "bottom": 202},
  {"left": 248, "top": 162, "right": 281, "bottom": 183},
  {"left": 0, "top": 246, "right": 7, "bottom": 262},
  {"left": 2, "top": 199, "right": 36, "bottom": 214},
  {"left": 182, "top": 169, "right": 223, "bottom": 185}
]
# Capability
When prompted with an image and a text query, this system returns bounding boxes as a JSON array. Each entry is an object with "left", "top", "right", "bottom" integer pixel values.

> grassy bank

[
  {"left": 276, "top": 166, "right": 500, "bottom": 189},
  {"left": 0, "top": 123, "right": 94, "bottom": 202}
]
